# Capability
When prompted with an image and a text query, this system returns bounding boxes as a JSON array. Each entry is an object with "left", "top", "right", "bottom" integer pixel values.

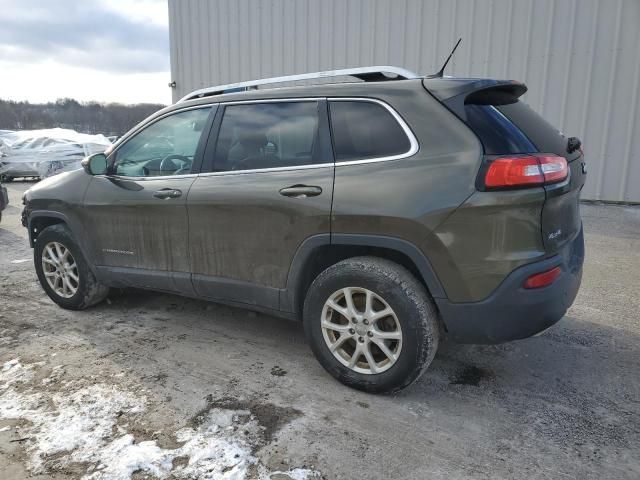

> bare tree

[{"left": 0, "top": 98, "right": 165, "bottom": 136}]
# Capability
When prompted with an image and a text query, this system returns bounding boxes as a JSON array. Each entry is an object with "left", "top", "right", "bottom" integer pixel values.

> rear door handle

[
  {"left": 279, "top": 185, "right": 323, "bottom": 198},
  {"left": 153, "top": 188, "right": 182, "bottom": 199}
]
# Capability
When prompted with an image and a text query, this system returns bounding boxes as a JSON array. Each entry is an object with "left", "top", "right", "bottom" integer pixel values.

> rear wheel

[
  {"left": 34, "top": 224, "right": 109, "bottom": 310},
  {"left": 303, "top": 256, "right": 440, "bottom": 393}
]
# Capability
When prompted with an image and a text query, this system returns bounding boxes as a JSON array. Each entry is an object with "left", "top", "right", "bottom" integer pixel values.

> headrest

[{"left": 238, "top": 131, "right": 268, "bottom": 149}]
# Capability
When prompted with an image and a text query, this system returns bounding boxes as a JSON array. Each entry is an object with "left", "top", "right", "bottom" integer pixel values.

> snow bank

[{"left": 0, "top": 359, "right": 319, "bottom": 480}]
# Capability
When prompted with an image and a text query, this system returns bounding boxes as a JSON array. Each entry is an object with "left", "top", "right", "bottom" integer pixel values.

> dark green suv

[{"left": 22, "top": 67, "right": 585, "bottom": 393}]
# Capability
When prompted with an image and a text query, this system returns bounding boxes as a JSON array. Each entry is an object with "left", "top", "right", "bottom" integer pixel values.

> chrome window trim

[
  {"left": 95, "top": 173, "right": 200, "bottom": 181},
  {"left": 196, "top": 97, "right": 418, "bottom": 176},
  {"left": 104, "top": 97, "right": 419, "bottom": 180},
  {"left": 328, "top": 97, "right": 419, "bottom": 166},
  {"left": 197, "top": 163, "right": 332, "bottom": 178}
]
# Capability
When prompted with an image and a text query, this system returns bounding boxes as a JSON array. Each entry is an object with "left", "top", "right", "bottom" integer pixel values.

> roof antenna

[{"left": 427, "top": 38, "right": 462, "bottom": 78}]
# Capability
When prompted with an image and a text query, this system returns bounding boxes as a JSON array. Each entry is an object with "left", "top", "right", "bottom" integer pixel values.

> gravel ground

[{"left": 1, "top": 180, "right": 639, "bottom": 480}]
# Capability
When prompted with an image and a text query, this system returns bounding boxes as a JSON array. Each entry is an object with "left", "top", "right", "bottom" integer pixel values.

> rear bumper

[{"left": 436, "top": 225, "right": 585, "bottom": 344}]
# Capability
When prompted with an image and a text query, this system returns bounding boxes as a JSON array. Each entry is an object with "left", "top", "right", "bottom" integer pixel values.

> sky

[{"left": 0, "top": 0, "right": 171, "bottom": 105}]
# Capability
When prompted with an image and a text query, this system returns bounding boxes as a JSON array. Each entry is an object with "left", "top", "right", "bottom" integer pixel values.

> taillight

[
  {"left": 523, "top": 266, "right": 562, "bottom": 289},
  {"left": 484, "top": 155, "right": 568, "bottom": 189}
]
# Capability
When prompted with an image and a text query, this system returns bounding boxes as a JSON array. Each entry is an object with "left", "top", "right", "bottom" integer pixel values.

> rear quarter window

[
  {"left": 464, "top": 104, "right": 537, "bottom": 155},
  {"left": 329, "top": 100, "right": 412, "bottom": 161},
  {"left": 497, "top": 101, "right": 569, "bottom": 157}
]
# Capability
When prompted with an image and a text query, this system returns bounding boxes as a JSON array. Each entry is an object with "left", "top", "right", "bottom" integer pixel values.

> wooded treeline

[{"left": 0, "top": 98, "right": 165, "bottom": 136}]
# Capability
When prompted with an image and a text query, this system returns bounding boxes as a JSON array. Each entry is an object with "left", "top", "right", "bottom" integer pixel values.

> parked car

[
  {"left": 21, "top": 66, "right": 586, "bottom": 392},
  {"left": 0, "top": 128, "right": 111, "bottom": 181}
]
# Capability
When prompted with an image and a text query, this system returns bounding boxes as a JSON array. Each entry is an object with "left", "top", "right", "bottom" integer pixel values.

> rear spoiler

[{"left": 423, "top": 77, "right": 527, "bottom": 120}]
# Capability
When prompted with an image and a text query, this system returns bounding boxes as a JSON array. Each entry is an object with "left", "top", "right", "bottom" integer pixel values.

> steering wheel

[{"left": 159, "top": 154, "right": 190, "bottom": 174}]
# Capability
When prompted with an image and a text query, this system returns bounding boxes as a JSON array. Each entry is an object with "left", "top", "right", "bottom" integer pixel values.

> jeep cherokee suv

[{"left": 22, "top": 67, "right": 585, "bottom": 393}]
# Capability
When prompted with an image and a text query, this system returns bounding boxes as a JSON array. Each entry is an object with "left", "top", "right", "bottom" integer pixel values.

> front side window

[
  {"left": 213, "top": 101, "right": 320, "bottom": 172},
  {"left": 114, "top": 107, "right": 211, "bottom": 177},
  {"left": 329, "top": 100, "right": 412, "bottom": 161}
]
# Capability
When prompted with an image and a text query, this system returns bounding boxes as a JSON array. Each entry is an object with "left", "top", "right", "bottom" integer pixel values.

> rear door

[
  {"left": 187, "top": 99, "right": 334, "bottom": 310},
  {"left": 81, "top": 106, "right": 215, "bottom": 291}
]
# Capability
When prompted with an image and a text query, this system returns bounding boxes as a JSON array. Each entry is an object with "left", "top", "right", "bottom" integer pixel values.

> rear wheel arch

[{"left": 284, "top": 234, "right": 446, "bottom": 317}]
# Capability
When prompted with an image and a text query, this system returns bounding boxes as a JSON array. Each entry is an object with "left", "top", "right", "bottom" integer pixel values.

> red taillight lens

[
  {"left": 538, "top": 155, "right": 568, "bottom": 183},
  {"left": 485, "top": 156, "right": 543, "bottom": 187},
  {"left": 523, "top": 266, "right": 562, "bottom": 289},
  {"left": 484, "top": 155, "right": 568, "bottom": 188}
]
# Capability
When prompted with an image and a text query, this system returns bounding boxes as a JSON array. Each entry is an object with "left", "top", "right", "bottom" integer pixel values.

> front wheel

[
  {"left": 303, "top": 256, "right": 440, "bottom": 393},
  {"left": 34, "top": 224, "right": 109, "bottom": 310}
]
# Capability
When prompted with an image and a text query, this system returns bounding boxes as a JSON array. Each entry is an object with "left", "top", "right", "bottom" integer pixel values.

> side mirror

[{"left": 82, "top": 153, "right": 108, "bottom": 175}]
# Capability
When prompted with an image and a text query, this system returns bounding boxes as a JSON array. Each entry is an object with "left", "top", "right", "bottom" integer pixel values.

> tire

[
  {"left": 34, "top": 224, "right": 109, "bottom": 310},
  {"left": 303, "top": 256, "right": 440, "bottom": 393}
]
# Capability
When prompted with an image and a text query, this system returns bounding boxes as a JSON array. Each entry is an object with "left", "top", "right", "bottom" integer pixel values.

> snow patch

[
  {"left": 0, "top": 359, "right": 320, "bottom": 480},
  {"left": 1, "top": 358, "right": 34, "bottom": 389},
  {"left": 10, "top": 259, "right": 30, "bottom": 264}
]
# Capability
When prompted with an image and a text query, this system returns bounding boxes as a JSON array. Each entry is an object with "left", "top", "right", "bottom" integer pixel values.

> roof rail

[{"left": 177, "top": 66, "right": 420, "bottom": 103}]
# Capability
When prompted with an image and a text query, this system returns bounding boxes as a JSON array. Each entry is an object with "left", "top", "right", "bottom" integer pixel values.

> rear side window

[
  {"left": 497, "top": 101, "right": 568, "bottom": 157},
  {"left": 464, "top": 104, "right": 537, "bottom": 155},
  {"left": 329, "top": 100, "right": 411, "bottom": 161},
  {"left": 213, "top": 101, "right": 320, "bottom": 172}
]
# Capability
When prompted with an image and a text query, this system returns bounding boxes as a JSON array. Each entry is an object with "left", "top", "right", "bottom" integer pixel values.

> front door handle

[
  {"left": 153, "top": 188, "right": 182, "bottom": 199},
  {"left": 279, "top": 185, "right": 322, "bottom": 198}
]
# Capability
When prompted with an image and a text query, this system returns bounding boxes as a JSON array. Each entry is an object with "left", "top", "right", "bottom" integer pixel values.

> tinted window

[
  {"left": 115, "top": 108, "right": 211, "bottom": 177},
  {"left": 213, "top": 102, "right": 320, "bottom": 172},
  {"left": 329, "top": 101, "right": 411, "bottom": 161},
  {"left": 464, "top": 104, "right": 537, "bottom": 154},
  {"left": 497, "top": 101, "right": 569, "bottom": 157}
]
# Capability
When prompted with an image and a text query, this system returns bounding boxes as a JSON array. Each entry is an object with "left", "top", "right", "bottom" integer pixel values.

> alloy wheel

[
  {"left": 41, "top": 241, "right": 79, "bottom": 298},
  {"left": 321, "top": 287, "right": 403, "bottom": 374}
]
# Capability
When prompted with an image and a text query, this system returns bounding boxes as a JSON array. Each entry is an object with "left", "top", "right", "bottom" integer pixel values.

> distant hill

[{"left": 0, "top": 98, "right": 166, "bottom": 137}]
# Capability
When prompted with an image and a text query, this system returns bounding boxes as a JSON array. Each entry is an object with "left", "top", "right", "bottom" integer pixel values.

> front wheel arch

[{"left": 28, "top": 215, "right": 66, "bottom": 246}]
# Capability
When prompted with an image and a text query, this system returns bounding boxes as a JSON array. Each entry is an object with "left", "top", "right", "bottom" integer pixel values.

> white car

[{"left": 0, "top": 129, "right": 111, "bottom": 181}]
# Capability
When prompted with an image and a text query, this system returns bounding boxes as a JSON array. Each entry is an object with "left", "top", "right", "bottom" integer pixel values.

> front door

[
  {"left": 187, "top": 100, "right": 334, "bottom": 310},
  {"left": 81, "top": 106, "right": 214, "bottom": 291}
]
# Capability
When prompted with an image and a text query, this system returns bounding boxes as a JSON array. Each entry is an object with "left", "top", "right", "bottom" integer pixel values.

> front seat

[{"left": 234, "top": 131, "right": 278, "bottom": 170}]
